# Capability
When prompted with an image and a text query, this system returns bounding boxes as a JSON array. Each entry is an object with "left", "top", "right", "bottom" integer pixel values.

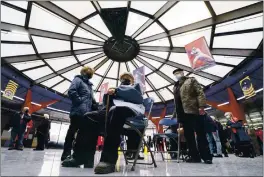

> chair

[
  {"left": 153, "top": 118, "right": 184, "bottom": 163},
  {"left": 121, "top": 97, "right": 157, "bottom": 171}
]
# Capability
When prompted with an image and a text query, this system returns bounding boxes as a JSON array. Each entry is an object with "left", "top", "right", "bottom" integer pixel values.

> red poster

[
  {"left": 99, "top": 82, "right": 109, "bottom": 103},
  {"left": 185, "top": 36, "right": 215, "bottom": 71}
]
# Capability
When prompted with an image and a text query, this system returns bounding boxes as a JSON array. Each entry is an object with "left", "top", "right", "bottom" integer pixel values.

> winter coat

[
  {"left": 37, "top": 119, "right": 51, "bottom": 135},
  {"left": 215, "top": 120, "right": 227, "bottom": 143},
  {"left": 10, "top": 112, "right": 31, "bottom": 132},
  {"left": 204, "top": 115, "right": 217, "bottom": 133},
  {"left": 172, "top": 76, "right": 206, "bottom": 118},
  {"left": 68, "top": 75, "right": 94, "bottom": 118},
  {"left": 226, "top": 120, "right": 251, "bottom": 143}
]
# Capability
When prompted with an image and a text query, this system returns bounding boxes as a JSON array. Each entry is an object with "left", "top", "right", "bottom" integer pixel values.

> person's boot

[
  {"left": 61, "top": 157, "right": 82, "bottom": 168},
  {"left": 17, "top": 146, "right": 23, "bottom": 151},
  {"left": 83, "top": 153, "right": 95, "bottom": 168},
  {"left": 214, "top": 154, "right": 223, "bottom": 158},
  {"left": 61, "top": 151, "right": 71, "bottom": 161},
  {"left": 94, "top": 162, "right": 115, "bottom": 174},
  {"left": 185, "top": 157, "right": 201, "bottom": 163},
  {"left": 8, "top": 146, "right": 15, "bottom": 150},
  {"left": 224, "top": 153, "right": 229, "bottom": 157},
  {"left": 204, "top": 160, "right": 213, "bottom": 164}
]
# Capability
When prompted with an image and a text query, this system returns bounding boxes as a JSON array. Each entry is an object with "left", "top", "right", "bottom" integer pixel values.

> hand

[
  {"left": 199, "top": 108, "right": 205, "bottom": 115},
  {"left": 107, "top": 88, "right": 116, "bottom": 95},
  {"left": 227, "top": 126, "right": 231, "bottom": 128}
]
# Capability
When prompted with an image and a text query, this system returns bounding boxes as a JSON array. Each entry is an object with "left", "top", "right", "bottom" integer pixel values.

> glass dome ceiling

[{"left": 1, "top": 1, "right": 263, "bottom": 103}]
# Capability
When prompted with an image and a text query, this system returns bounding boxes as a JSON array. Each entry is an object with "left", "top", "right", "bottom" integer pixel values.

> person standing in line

[
  {"left": 8, "top": 107, "right": 32, "bottom": 151},
  {"left": 34, "top": 114, "right": 51, "bottom": 151},
  {"left": 61, "top": 66, "right": 95, "bottom": 161},
  {"left": 171, "top": 68, "right": 212, "bottom": 164}
]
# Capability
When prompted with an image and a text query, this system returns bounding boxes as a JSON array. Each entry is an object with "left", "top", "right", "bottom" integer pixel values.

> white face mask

[
  {"left": 175, "top": 73, "right": 183, "bottom": 80},
  {"left": 226, "top": 115, "right": 231, "bottom": 119}
]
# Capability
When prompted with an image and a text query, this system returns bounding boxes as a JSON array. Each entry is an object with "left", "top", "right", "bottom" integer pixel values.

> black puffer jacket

[
  {"left": 10, "top": 112, "right": 31, "bottom": 131},
  {"left": 68, "top": 75, "right": 94, "bottom": 118}
]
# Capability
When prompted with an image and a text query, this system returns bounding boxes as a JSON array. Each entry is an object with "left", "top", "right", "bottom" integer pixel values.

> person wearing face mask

[
  {"left": 34, "top": 114, "right": 51, "bottom": 151},
  {"left": 172, "top": 68, "right": 212, "bottom": 164},
  {"left": 62, "top": 72, "right": 145, "bottom": 174},
  {"left": 8, "top": 107, "right": 32, "bottom": 151},
  {"left": 61, "top": 66, "right": 96, "bottom": 161}
]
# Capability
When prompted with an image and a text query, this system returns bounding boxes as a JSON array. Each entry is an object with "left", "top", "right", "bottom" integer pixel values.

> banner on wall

[
  {"left": 99, "top": 82, "right": 109, "bottom": 103},
  {"left": 240, "top": 76, "right": 256, "bottom": 99},
  {"left": 185, "top": 36, "right": 216, "bottom": 71},
  {"left": 2, "top": 80, "right": 18, "bottom": 100},
  {"left": 133, "top": 66, "right": 146, "bottom": 92}
]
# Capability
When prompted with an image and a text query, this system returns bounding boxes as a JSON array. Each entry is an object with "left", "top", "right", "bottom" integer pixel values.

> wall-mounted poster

[
  {"left": 240, "top": 76, "right": 256, "bottom": 99},
  {"left": 99, "top": 82, "right": 109, "bottom": 103},
  {"left": 133, "top": 66, "right": 146, "bottom": 93},
  {"left": 185, "top": 36, "right": 215, "bottom": 71},
  {"left": 3, "top": 80, "right": 18, "bottom": 100}
]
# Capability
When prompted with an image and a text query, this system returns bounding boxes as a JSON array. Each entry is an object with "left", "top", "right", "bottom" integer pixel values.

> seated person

[{"left": 62, "top": 72, "right": 145, "bottom": 174}]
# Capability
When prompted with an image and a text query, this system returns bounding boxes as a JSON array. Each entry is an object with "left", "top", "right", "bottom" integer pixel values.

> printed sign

[
  {"left": 133, "top": 66, "right": 146, "bottom": 92},
  {"left": 240, "top": 76, "right": 256, "bottom": 99},
  {"left": 185, "top": 36, "right": 215, "bottom": 71},
  {"left": 3, "top": 80, "right": 18, "bottom": 100},
  {"left": 99, "top": 82, "right": 109, "bottom": 103}
]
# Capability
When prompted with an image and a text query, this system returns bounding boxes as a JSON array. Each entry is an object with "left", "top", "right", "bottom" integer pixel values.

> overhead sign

[
  {"left": 99, "top": 82, "right": 109, "bottom": 103},
  {"left": 133, "top": 66, "right": 146, "bottom": 93},
  {"left": 185, "top": 36, "right": 216, "bottom": 71},
  {"left": 2, "top": 80, "right": 18, "bottom": 100},
  {"left": 240, "top": 76, "right": 256, "bottom": 99}
]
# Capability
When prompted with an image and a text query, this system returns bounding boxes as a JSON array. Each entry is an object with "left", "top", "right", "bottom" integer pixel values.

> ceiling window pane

[
  {"left": 1, "top": 44, "right": 35, "bottom": 57},
  {"left": 147, "top": 91, "right": 161, "bottom": 103},
  {"left": 95, "top": 60, "right": 112, "bottom": 75},
  {"left": 51, "top": 1, "right": 94, "bottom": 19},
  {"left": 62, "top": 66, "right": 82, "bottom": 81},
  {"left": 140, "top": 50, "right": 168, "bottom": 59},
  {"left": 213, "top": 32, "right": 262, "bottom": 49},
  {"left": 210, "top": 1, "right": 258, "bottom": 15},
  {"left": 119, "top": 63, "right": 128, "bottom": 77},
  {"left": 41, "top": 76, "right": 64, "bottom": 88},
  {"left": 159, "top": 88, "right": 174, "bottom": 101},
  {"left": 203, "top": 65, "right": 233, "bottom": 77},
  {"left": 23, "top": 66, "right": 53, "bottom": 80},
  {"left": 159, "top": 64, "right": 178, "bottom": 80},
  {"left": 171, "top": 27, "right": 211, "bottom": 47},
  {"left": 215, "top": 13, "right": 263, "bottom": 33},
  {"left": 168, "top": 85, "right": 174, "bottom": 92},
  {"left": 106, "top": 62, "right": 119, "bottom": 78},
  {"left": 85, "top": 57, "right": 105, "bottom": 69},
  {"left": 74, "top": 27, "right": 104, "bottom": 41},
  {"left": 125, "top": 12, "right": 148, "bottom": 36},
  {"left": 131, "top": 1, "right": 166, "bottom": 15},
  {"left": 29, "top": 4, "right": 75, "bottom": 35},
  {"left": 52, "top": 80, "right": 71, "bottom": 93},
  {"left": 94, "top": 92, "right": 100, "bottom": 102},
  {"left": 91, "top": 74, "right": 102, "bottom": 90},
  {"left": 159, "top": 1, "right": 211, "bottom": 30},
  {"left": 1, "top": 5, "right": 26, "bottom": 26},
  {"left": 169, "top": 53, "right": 191, "bottom": 67},
  {"left": 73, "top": 42, "right": 98, "bottom": 50},
  {"left": 98, "top": 1, "right": 127, "bottom": 8},
  {"left": 5, "top": 1, "right": 28, "bottom": 9},
  {"left": 134, "top": 60, "right": 152, "bottom": 75},
  {"left": 77, "top": 52, "right": 103, "bottom": 62},
  {"left": 32, "top": 36, "right": 70, "bottom": 53},
  {"left": 127, "top": 61, "right": 136, "bottom": 72},
  {"left": 85, "top": 15, "right": 111, "bottom": 37},
  {"left": 11, "top": 61, "right": 44, "bottom": 70},
  {"left": 141, "top": 37, "right": 170, "bottom": 47},
  {"left": 139, "top": 56, "right": 163, "bottom": 69},
  {"left": 1, "top": 31, "right": 30, "bottom": 42},
  {"left": 188, "top": 73, "right": 214, "bottom": 86},
  {"left": 101, "top": 78, "right": 116, "bottom": 89},
  {"left": 145, "top": 82, "right": 152, "bottom": 92},
  {"left": 136, "top": 22, "right": 164, "bottom": 40},
  {"left": 214, "top": 55, "right": 245, "bottom": 66},
  {"left": 45, "top": 56, "right": 77, "bottom": 71},
  {"left": 148, "top": 72, "right": 170, "bottom": 89}
]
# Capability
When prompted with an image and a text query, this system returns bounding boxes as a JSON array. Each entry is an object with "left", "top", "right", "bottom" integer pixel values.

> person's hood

[{"left": 75, "top": 75, "right": 93, "bottom": 86}]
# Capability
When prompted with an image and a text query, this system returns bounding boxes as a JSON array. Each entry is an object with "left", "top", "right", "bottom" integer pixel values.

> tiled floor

[{"left": 1, "top": 148, "right": 263, "bottom": 176}]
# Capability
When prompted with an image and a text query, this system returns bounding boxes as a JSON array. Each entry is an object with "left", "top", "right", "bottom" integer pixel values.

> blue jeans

[
  {"left": 9, "top": 129, "right": 25, "bottom": 147},
  {"left": 206, "top": 131, "right": 222, "bottom": 155}
]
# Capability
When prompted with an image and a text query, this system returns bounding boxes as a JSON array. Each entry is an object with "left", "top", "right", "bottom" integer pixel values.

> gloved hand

[{"left": 8, "top": 127, "right": 12, "bottom": 132}]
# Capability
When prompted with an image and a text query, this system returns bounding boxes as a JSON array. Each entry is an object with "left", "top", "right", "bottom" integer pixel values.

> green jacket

[{"left": 172, "top": 76, "right": 206, "bottom": 117}]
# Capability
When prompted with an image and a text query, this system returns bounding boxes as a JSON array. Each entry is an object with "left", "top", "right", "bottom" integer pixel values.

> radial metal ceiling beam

[
  {"left": 34, "top": 1, "right": 108, "bottom": 41},
  {"left": 1, "top": 23, "right": 104, "bottom": 46},
  {"left": 138, "top": 2, "right": 263, "bottom": 44},
  {"left": 215, "top": 27, "right": 263, "bottom": 37},
  {"left": 24, "top": 1, "right": 32, "bottom": 28},
  {"left": 131, "top": 60, "right": 166, "bottom": 103},
  {"left": 132, "top": 1, "right": 178, "bottom": 39},
  {"left": 140, "top": 46, "right": 256, "bottom": 57},
  {"left": 204, "top": 1, "right": 216, "bottom": 49},
  {"left": 138, "top": 51, "right": 221, "bottom": 81},
  {"left": 1, "top": 1, "right": 27, "bottom": 13},
  {"left": 34, "top": 53, "right": 105, "bottom": 84},
  {"left": 95, "top": 61, "right": 114, "bottom": 91},
  {"left": 136, "top": 56, "right": 174, "bottom": 84}
]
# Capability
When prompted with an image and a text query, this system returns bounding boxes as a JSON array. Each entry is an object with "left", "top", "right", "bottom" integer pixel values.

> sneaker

[
  {"left": 94, "top": 162, "right": 115, "bottom": 174},
  {"left": 61, "top": 158, "right": 82, "bottom": 168},
  {"left": 61, "top": 151, "right": 71, "bottom": 161},
  {"left": 17, "top": 146, "right": 23, "bottom": 151},
  {"left": 185, "top": 157, "right": 201, "bottom": 163},
  {"left": 214, "top": 154, "right": 223, "bottom": 158},
  {"left": 8, "top": 146, "right": 15, "bottom": 150},
  {"left": 204, "top": 160, "right": 213, "bottom": 164},
  {"left": 224, "top": 154, "right": 229, "bottom": 157}
]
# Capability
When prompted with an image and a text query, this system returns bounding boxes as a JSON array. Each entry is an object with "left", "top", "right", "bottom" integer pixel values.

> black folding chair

[{"left": 120, "top": 97, "right": 157, "bottom": 171}]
